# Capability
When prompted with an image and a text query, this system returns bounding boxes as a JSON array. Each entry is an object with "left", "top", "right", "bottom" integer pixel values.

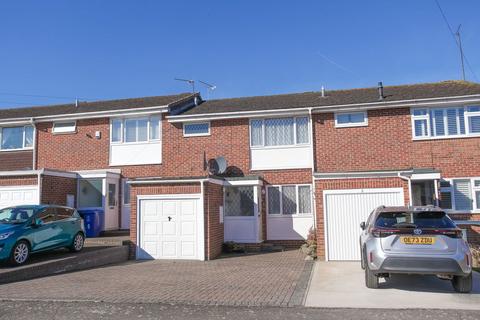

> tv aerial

[
  {"left": 198, "top": 80, "right": 217, "bottom": 99},
  {"left": 174, "top": 78, "right": 195, "bottom": 93}
]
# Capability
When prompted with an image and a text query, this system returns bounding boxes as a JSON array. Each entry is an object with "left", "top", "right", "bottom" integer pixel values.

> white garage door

[
  {"left": 0, "top": 186, "right": 39, "bottom": 209},
  {"left": 137, "top": 196, "right": 204, "bottom": 260},
  {"left": 324, "top": 188, "right": 404, "bottom": 261}
]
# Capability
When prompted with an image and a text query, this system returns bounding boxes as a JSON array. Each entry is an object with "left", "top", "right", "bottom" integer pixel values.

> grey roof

[
  {"left": 0, "top": 93, "right": 195, "bottom": 120},
  {"left": 181, "top": 80, "right": 480, "bottom": 116}
]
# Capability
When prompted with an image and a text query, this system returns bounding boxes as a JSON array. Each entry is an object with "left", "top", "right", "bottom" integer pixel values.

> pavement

[
  {"left": 0, "top": 301, "right": 479, "bottom": 320},
  {"left": 305, "top": 261, "right": 480, "bottom": 310},
  {"left": 0, "top": 250, "right": 312, "bottom": 307}
]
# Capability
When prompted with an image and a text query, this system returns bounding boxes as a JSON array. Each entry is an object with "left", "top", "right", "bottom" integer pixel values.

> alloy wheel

[
  {"left": 74, "top": 234, "right": 84, "bottom": 251},
  {"left": 14, "top": 243, "right": 29, "bottom": 264}
]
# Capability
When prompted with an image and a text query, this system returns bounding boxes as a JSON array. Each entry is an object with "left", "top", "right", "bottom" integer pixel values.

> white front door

[
  {"left": 137, "top": 196, "right": 204, "bottom": 260},
  {"left": 223, "top": 186, "right": 260, "bottom": 243},
  {"left": 324, "top": 188, "right": 404, "bottom": 261},
  {"left": 0, "top": 186, "right": 39, "bottom": 209},
  {"left": 104, "top": 177, "right": 120, "bottom": 230}
]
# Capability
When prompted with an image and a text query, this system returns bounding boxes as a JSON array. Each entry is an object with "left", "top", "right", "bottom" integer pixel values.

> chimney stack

[{"left": 378, "top": 82, "right": 384, "bottom": 100}]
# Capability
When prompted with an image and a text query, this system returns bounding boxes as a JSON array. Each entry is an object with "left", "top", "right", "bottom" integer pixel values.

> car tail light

[
  {"left": 429, "top": 229, "right": 463, "bottom": 238},
  {"left": 466, "top": 254, "right": 470, "bottom": 267},
  {"left": 371, "top": 228, "right": 401, "bottom": 238},
  {"left": 369, "top": 251, "right": 373, "bottom": 263}
]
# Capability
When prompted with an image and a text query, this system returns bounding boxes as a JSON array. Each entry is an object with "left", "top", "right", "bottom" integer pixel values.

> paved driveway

[
  {"left": 306, "top": 261, "right": 480, "bottom": 310},
  {"left": 0, "top": 250, "right": 312, "bottom": 307}
]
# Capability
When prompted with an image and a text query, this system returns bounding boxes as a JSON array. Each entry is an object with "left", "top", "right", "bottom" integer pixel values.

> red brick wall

[
  {"left": 204, "top": 182, "right": 224, "bottom": 260},
  {"left": 0, "top": 150, "right": 33, "bottom": 171},
  {"left": 40, "top": 175, "right": 77, "bottom": 206},
  {"left": 0, "top": 175, "right": 37, "bottom": 186},
  {"left": 314, "top": 108, "right": 480, "bottom": 177},
  {"left": 314, "top": 177, "right": 410, "bottom": 260}
]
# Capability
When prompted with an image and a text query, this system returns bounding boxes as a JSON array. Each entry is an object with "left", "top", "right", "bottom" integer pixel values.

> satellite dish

[{"left": 207, "top": 156, "right": 227, "bottom": 175}]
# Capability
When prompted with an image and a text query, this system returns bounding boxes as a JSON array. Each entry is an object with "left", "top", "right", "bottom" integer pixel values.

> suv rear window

[{"left": 375, "top": 211, "right": 456, "bottom": 229}]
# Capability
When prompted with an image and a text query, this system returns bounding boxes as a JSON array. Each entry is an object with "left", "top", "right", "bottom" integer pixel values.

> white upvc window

[
  {"left": 440, "top": 178, "right": 480, "bottom": 212},
  {"left": 0, "top": 125, "right": 34, "bottom": 151},
  {"left": 411, "top": 106, "right": 480, "bottom": 139},
  {"left": 266, "top": 184, "right": 312, "bottom": 215},
  {"left": 250, "top": 116, "right": 310, "bottom": 148},
  {"left": 334, "top": 111, "right": 368, "bottom": 128},
  {"left": 53, "top": 121, "right": 76, "bottom": 134},
  {"left": 110, "top": 116, "right": 161, "bottom": 144},
  {"left": 183, "top": 122, "right": 210, "bottom": 137}
]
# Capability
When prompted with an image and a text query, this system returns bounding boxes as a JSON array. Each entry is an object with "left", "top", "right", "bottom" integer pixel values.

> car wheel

[
  {"left": 452, "top": 273, "right": 472, "bottom": 293},
  {"left": 365, "top": 263, "right": 379, "bottom": 289},
  {"left": 69, "top": 232, "right": 85, "bottom": 253},
  {"left": 9, "top": 240, "right": 30, "bottom": 266}
]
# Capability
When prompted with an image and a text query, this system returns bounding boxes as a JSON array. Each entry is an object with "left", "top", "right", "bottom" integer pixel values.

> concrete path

[{"left": 305, "top": 261, "right": 480, "bottom": 310}]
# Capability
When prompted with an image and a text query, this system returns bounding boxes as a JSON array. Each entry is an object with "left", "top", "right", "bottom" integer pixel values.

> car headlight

[{"left": 0, "top": 231, "right": 14, "bottom": 240}]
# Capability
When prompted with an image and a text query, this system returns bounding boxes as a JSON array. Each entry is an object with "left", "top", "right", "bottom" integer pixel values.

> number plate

[{"left": 400, "top": 236, "right": 435, "bottom": 245}]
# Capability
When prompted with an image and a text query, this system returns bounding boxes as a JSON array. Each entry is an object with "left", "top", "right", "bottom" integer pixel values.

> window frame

[
  {"left": 249, "top": 116, "right": 311, "bottom": 149},
  {"left": 0, "top": 125, "right": 35, "bottom": 151},
  {"left": 109, "top": 115, "right": 161, "bottom": 145},
  {"left": 266, "top": 184, "right": 312, "bottom": 216},
  {"left": 411, "top": 106, "right": 480, "bottom": 140},
  {"left": 52, "top": 121, "right": 77, "bottom": 134},
  {"left": 183, "top": 121, "right": 211, "bottom": 137},
  {"left": 334, "top": 111, "right": 368, "bottom": 128},
  {"left": 440, "top": 177, "right": 480, "bottom": 213}
]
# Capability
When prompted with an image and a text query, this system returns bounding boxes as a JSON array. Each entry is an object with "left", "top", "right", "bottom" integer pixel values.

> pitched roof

[
  {"left": 0, "top": 93, "right": 195, "bottom": 120},
  {"left": 181, "top": 80, "right": 480, "bottom": 116}
]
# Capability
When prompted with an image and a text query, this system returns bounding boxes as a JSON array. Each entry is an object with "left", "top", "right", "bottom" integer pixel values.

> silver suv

[{"left": 359, "top": 206, "right": 472, "bottom": 293}]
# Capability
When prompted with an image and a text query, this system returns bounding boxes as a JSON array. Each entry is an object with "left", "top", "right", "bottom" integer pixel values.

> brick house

[{"left": 0, "top": 80, "right": 479, "bottom": 261}]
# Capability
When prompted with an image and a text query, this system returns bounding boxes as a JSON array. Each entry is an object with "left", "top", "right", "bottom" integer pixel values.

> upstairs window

[
  {"left": 53, "top": 121, "right": 76, "bottom": 134},
  {"left": 183, "top": 122, "right": 210, "bottom": 137},
  {"left": 334, "top": 111, "right": 368, "bottom": 128},
  {"left": 0, "top": 126, "right": 34, "bottom": 150},
  {"left": 411, "top": 106, "right": 477, "bottom": 139},
  {"left": 250, "top": 116, "right": 309, "bottom": 147},
  {"left": 111, "top": 116, "right": 161, "bottom": 144}
]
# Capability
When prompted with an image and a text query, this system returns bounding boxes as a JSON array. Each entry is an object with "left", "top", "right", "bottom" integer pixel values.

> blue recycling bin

[{"left": 78, "top": 209, "right": 105, "bottom": 238}]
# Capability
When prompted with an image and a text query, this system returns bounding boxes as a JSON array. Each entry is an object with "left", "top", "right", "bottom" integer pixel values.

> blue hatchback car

[{"left": 0, "top": 205, "right": 85, "bottom": 266}]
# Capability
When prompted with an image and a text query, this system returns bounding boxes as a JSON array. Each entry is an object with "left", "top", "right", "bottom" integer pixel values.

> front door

[
  {"left": 223, "top": 186, "right": 261, "bottom": 243},
  {"left": 105, "top": 177, "right": 119, "bottom": 230}
]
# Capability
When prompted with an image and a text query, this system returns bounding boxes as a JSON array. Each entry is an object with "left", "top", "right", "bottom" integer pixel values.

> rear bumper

[{"left": 377, "top": 256, "right": 469, "bottom": 276}]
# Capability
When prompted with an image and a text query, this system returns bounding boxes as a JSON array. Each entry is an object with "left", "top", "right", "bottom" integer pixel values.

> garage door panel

[
  {"left": 139, "top": 197, "right": 201, "bottom": 260},
  {"left": 325, "top": 188, "right": 404, "bottom": 261},
  {"left": 0, "top": 186, "right": 39, "bottom": 209}
]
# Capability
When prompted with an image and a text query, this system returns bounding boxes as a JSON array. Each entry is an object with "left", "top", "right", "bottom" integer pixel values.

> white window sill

[
  {"left": 267, "top": 213, "right": 313, "bottom": 218},
  {"left": 250, "top": 144, "right": 311, "bottom": 150},
  {"left": 335, "top": 123, "right": 368, "bottom": 128},
  {"left": 412, "top": 134, "right": 480, "bottom": 141},
  {"left": 0, "top": 147, "right": 34, "bottom": 152},
  {"left": 183, "top": 133, "right": 211, "bottom": 137},
  {"left": 110, "top": 140, "right": 161, "bottom": 146}
]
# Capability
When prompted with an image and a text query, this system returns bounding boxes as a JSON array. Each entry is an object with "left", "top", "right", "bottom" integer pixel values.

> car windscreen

[
  {"left": 374, "top": 211, "right": 456, "bottom": 229},
  {"left": 0, "top": 207, "right": 36, "bottom": 224}
]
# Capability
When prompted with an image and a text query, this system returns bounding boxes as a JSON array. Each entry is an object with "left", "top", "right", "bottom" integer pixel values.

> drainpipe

[
  {"left": 30, "top": 118, "right": 37, "bottom": 170},
  {"left": 398, "top": 172, "right": 412, "bottom": 206},
  {"left": 308, "top": 108, "right": 317, "bottom": 234},
  {"left": 200, "top": 179, "right": 206, "bottom": 261},
  {"left": 37, "top": 171, "right": 42, "bottom": 205}
]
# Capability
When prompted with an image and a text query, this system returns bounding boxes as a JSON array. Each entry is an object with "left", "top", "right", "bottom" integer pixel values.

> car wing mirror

[
  {"left": 32, "top": 218, "right": 43, "bottom": 227},
  {"left": 360, "top": 221, "right": 366, "bottom": 230}
]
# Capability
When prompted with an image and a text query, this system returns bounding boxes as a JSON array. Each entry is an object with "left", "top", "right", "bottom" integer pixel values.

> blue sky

[{"left": 0, "top": 1, "right": 478, "bottom": 108}]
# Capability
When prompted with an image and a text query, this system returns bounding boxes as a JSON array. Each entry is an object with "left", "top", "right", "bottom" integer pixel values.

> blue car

[{"left": 0, "top": 205, "right": 85, "bottom": 266}]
